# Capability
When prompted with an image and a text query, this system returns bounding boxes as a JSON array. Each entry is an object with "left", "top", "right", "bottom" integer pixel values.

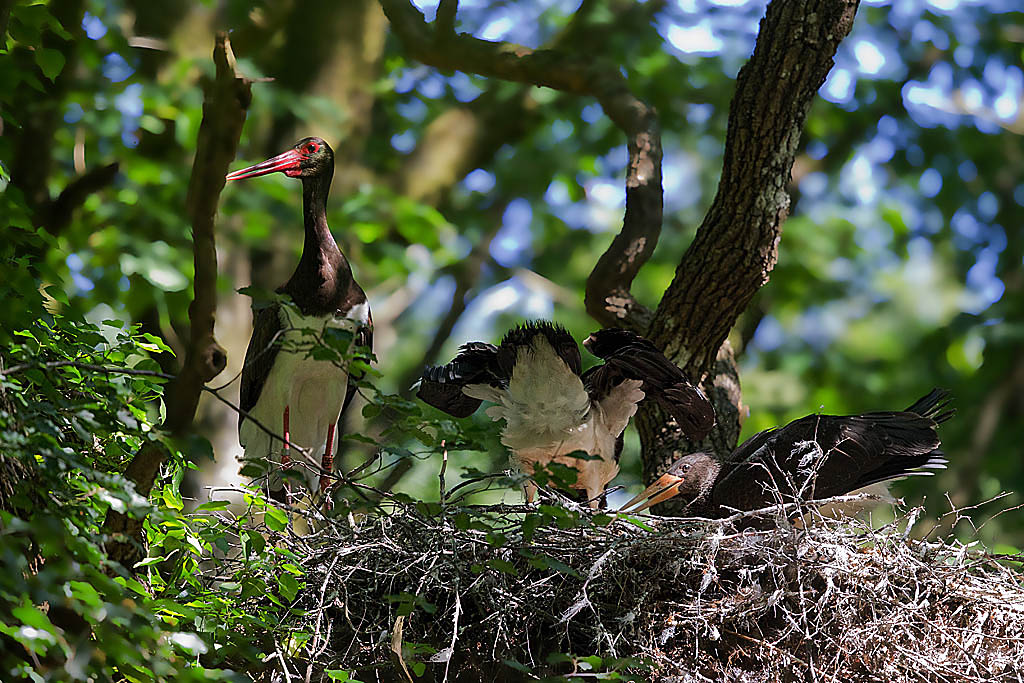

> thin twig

[{"left": 438, "top": 439, "right": 448, "bottom": 503}]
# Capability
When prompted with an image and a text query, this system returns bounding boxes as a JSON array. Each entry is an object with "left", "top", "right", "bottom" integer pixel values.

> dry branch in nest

[{"left": 257, "top": 493, "right": 1024, "bottom": 682}]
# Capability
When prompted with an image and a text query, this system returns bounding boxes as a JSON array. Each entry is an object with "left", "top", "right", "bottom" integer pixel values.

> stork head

[
  {"left": 227, "top": 137, "right": 334, "bottom": 181},
  {"left": 618, "top": 452, "right": 720, "bottom": 515}
]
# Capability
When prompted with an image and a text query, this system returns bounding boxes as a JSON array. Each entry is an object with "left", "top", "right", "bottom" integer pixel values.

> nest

[{"left": 267, "top": 494, "right": 1024, "bottom": 682}]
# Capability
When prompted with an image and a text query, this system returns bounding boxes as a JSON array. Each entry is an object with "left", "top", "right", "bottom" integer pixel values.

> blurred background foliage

[{"left": 1, "top": 0, "right": 1023, "bottom": 676}]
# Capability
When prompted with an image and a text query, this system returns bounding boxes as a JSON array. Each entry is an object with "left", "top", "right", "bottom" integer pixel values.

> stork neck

[
  {"left": 283, "top": 168, "right": 361, "bottom": 317},
  {"left": 683, "top": 454, "right": 722, "bottom": 516},
  {"left": 300, "top": 171, "right": 339, "bottom": 261}
]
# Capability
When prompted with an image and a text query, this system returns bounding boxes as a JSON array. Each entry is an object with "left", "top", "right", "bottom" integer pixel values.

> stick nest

[{"left": 276, "top": 498, "right": 1024, "bottom": 682}]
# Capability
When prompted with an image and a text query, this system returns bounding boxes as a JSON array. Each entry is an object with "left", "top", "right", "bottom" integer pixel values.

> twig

[{"left": 438, "top": 440, "right": 449, "bottom": 503}]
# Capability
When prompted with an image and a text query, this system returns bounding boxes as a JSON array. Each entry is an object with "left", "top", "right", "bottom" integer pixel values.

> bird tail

[
  {"left": 850, "top": 389, "right": 954, "bottom": 490},
  {"left": 851, "top": 450, "right": 948, "bottom": 491}
]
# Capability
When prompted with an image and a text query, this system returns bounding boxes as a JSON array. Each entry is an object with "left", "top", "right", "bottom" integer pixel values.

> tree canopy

[{"left": 1, "top": 0, "right": 1022, "bottom": 680}]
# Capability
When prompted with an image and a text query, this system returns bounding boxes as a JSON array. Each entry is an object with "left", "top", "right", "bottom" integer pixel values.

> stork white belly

[
  {"left": 505, "top": 379, "right": 646, "bottom": 500},
  {"left": 511, "top": 414, "right": 621, "bottom": 498},
  {"left": 239, "top": 303, "right": 368, "bottom": 492}
]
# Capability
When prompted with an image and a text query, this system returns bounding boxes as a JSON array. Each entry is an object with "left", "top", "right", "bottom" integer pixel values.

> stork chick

[{"left": 417, "top": 321, "right": 715, "bottom": 508}]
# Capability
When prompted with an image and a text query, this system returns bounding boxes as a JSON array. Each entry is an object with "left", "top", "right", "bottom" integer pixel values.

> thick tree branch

[
  {"left": 104, "top": 33, "right": 251, "bottom": 565},
  {"left": 435, "top": 0, "right": 458, "bottom": 37},
  {"left": 650, "top": 0, "right": 859, "bottom": 375},
  {"left": 392, "top": 0, "right": 645, "bottom": 205},
  {"left": 42, "top": 162, "right": 120, "bottom": 235},
  {"left": 380, "top": 0, "right": 663, "bottom": 331},
  {"left": 638, "top": 0, "right": 861, "bottom": 509}
]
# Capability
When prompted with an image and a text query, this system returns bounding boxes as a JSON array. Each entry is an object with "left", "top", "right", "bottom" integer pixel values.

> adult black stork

[
  {"left": 619, "top": 389, "right": 953, "bottom": 517},
  {"left": 227, "top": 137, "right": 371, "bottom": 501},
  {"left": 416, "top": 321, "right": 715, "bottom": 507}
]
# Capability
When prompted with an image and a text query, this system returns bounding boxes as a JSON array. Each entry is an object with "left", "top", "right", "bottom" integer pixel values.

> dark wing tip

[
  {"left": 660, "top": 384, "right": 716, "bottom": 440},
  {"left": 906, "top": 388, "right": 955, "bottom": 424},
  {"left": 415, "top": 377, "right": 483, "bottom": 418},
  {"left": 414, "top": 342, "right": 502, "bottom": 418},
  {"left": 583, "top": 327, "right": 645, "bottom": 358}
]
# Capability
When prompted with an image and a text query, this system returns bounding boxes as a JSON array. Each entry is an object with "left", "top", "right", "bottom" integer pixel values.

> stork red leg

[
  {"left": 281, "top": 405, "right": 291, "bottom": 499},
  {"left": 319, "top": 422, "right": 336, "bottom": 509}
]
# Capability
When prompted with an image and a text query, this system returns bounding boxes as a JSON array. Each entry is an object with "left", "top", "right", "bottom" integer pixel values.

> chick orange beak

[{"left": 618, "top": 472, "right": 685, "bottom": 514}]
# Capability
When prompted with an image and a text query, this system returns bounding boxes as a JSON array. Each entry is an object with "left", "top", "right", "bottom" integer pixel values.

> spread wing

[
  {"left": 584, "top": 332, "right": 715, "bottom": 441},
  {"left": 238, "top": 304, "right": 284, "bottom": 434},
  {"left": 416, "top": 342, "right": 503, "bottom": 418}
]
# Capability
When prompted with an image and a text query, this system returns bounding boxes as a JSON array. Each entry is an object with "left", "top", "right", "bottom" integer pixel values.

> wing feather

[
  {"left": 239, "top": 304, "right": 284, "bottom": 434},
  {"left": 713, "top": 390, "right": 951, "bottom": 511},
  {"left": 583, "top": 330, "right": 715, "bottom": 440},
  {"left": 416, "top": 342, "right": 502, "bottom": 418}
]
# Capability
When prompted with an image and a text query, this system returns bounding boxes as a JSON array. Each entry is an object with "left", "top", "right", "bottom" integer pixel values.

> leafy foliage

[
  {"left": 1, "top": 0, "right": 1022, "bottom": 679},
  {"left": 0, "top": 238, "right": 246, "bottom": 680}
]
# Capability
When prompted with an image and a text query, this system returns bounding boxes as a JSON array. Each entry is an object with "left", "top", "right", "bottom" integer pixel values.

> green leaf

[
  {"left": 278, "top": 572, "right": 301, "bottom": 602},
  {"left": 503, "top": 659, "right": 532, "bottom": 673},
  {"left": 485, "top": 559, "right": 519, "bottom": 576},
  {"left": 69, "top": 580, "right": 102, "bottom": 607},
  {"left": 526, "top": 553, "right": 581, "bottom": 578},
  {"left": 264, "top": 505, "right": 289, "bottom": 532},
  {"left": 195, "top": 500, "right": 230, "bottom": 511},
  {"left": 12, "top": 604, "right": 55, "bottom": 633},
  {"left": 161, "top": 484, "right": 183, "bottom": 511},
  {"left": 416, "top": 501, "right": 442, "bottom": 517},
  {"left": 522, "top": 513, "right": 543, "bottom": 542},
  {"left": 134, "top": 554, "right": 169, "bottom": 568},
  {"left": 35, "top": 47, "right": 65, "bottom": 81},
  {"left": 141, "top": 333, "right": 175, "bottom": 355},
  {"left": 619, "top": 515, "right": 654, "bottom": 532}
]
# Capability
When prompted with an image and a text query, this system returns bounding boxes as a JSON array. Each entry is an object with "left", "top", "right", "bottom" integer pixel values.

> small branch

[
  {"left": 438, "top": 440, "right": 448, "bottom": 503},
  {"left": 42, "top": 162, "right": 120, "bottom": 235},
  {"left": 379, "top": 0, "right": 664, "bottom": 331}
]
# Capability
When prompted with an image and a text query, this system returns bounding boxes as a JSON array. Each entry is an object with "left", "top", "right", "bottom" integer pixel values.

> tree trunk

[{"left": 637, "top": 0, "right": 861, "bottom": 512}]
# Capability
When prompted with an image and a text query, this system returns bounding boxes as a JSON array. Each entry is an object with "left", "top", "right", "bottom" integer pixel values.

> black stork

[
  {"left": 619, "top": 388, "right": 953, "bottom": 517},
  {"left": 227, "top": 137, "right": 372, "bottom": 502},
  {"left": 415, "top": 321, "right": 716, "bottom": 508}
]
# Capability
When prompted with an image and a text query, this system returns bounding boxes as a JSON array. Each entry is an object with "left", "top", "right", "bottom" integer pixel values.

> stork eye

[{"left": 304, "top": 142, "right": 318, "bottom": 154}]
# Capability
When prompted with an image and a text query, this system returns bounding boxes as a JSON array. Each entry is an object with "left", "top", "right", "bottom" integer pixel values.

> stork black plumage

[
  {"left": 416, "top": 321, "right": 715, "bottom": 507},
  {"left": 227, "top": 137, "right": 372, "bottom": 501},
  {"left": 619, "top": 389, "right": 953, "bottom": 517}
]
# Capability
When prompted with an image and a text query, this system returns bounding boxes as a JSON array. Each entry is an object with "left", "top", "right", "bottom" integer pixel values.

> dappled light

[{"left": 1, "top": 0, "right": 1021, "bottom": 680}]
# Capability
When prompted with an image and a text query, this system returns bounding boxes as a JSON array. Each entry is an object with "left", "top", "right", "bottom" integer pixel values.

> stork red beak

[
  {"left": 618, "top": 472, "right": 685, "bottom": 514},
  {"left": 226, "top": 149, "right": 303, "bottom": 181}
]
